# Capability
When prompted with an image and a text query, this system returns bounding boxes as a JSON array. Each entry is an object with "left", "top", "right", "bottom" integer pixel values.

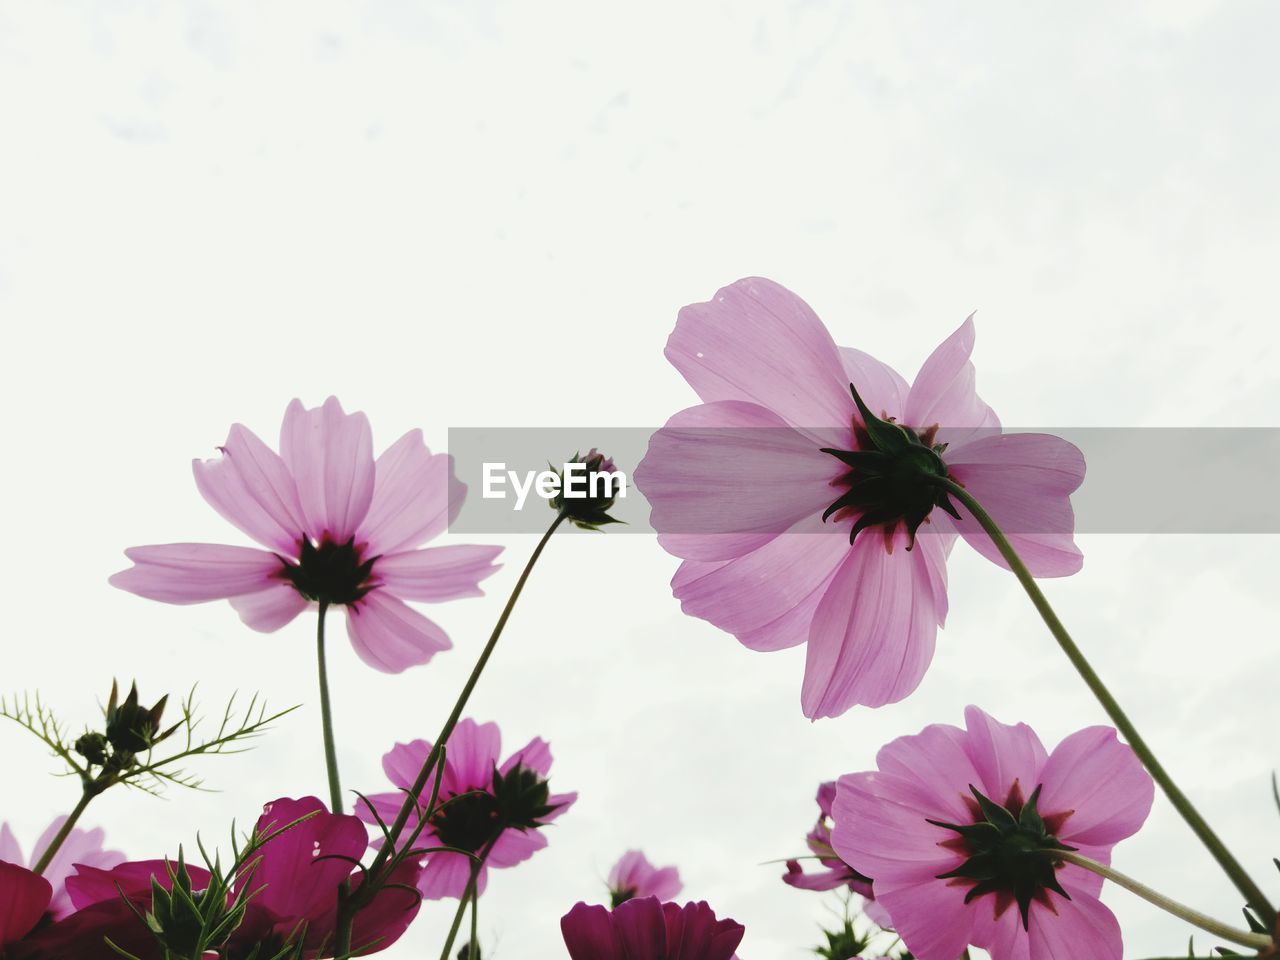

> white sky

[{"left": 2, "top": 2, "right": 1279, "bottom": 957}]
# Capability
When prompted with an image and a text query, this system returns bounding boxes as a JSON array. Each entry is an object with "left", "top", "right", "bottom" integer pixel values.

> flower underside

[
  {"left": 821, "top": 383, "right": 960, "bottom": 548},
  {"left": 430, "top": 764, "right": 561, "bottom": 853},
  {"left": 928, "top": 783, "right": 1075, "bottom": 930},
  {"left": 281, "top": 536, "right": 377, "bottom": 606}
]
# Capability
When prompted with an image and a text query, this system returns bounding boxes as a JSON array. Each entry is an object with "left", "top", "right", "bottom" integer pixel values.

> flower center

[
  {"left": 282, "top": 536, "right": 377, "bottom": 606},
  {"left": 820, "top": 383, "right": 959, "bottom": 548},
  {"left": 431, "top": 790, "right": 504, "bottom": 853},
  {"left": 928, "top": 783, "right": 1074, "bottom": 929}
]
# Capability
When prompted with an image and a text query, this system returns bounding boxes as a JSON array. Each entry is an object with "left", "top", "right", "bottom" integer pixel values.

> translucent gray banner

[{"left": 447, "top": 427, "right": 1280, "bottom": 534}]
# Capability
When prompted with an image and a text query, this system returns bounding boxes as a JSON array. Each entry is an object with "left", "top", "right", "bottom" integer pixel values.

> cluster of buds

[{"left": 74, "top": 680, "right": 178, "bottom": 773}]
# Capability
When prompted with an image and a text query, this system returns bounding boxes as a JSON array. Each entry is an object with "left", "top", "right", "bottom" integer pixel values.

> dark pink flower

[
  {"left": 607, "top": 850, "right": 682, "bottom": 906},
  {"left": 358, "top": 719, "right": 576, "bottom": 900},
  {"left": 832, "top": 706, "right": 1154, "bottom": 960},
  {"left": 226, "top": 796, "right": 421, "bottom": 958},
  {"left": 0, "top": 861, "right": 51, "bottom": 953},
  {"left": 561, "top": 897, "right": 744, "bottom": 960},
  {"left": 635, "top": 279, "right": 1085, "bottom": 717},
  {"left": 110, "top": 397, "right": 502, "bottom": 673},
  {"left": 0, "top": 818, "right": 124, "bottom": 919}
]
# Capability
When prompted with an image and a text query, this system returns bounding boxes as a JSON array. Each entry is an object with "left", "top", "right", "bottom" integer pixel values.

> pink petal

[
  {"left": 1038, "top": 727, "right": 1154, "bottom": 847},
  {"left": 1027, "top": 884, "right": 1122, "bottom": 960},
  {"left": 543, "top": 790, "right": 578, "bottom": 823},
  {"left": 800, "top": 532, "right": 947, "bottom": 716},
  {"left": 192, "top": 424, "right": 306, "bottom": 554},
  {"left": 960, "top": 706, "right": 1048, "bottom": 806},
  {"left": 874, "top": 878, "right": 973, "bottom": 960},
  {"left": 0, "top": 824, "right": 21, "bottom": 864},
  {"left": 611, "top": 898, "right": 667, "bottom": 958},
  {"left": 439, "top": 719, "right": 502, "bottom": 790},
  {"left": 375, "top": 545, "right": 502, "bottom": 602},
  {"left": 66, "top": 860, "right": 214, "bottom": 909},
  {"left": 943, "top": 433, "right": 1085, "bottom": 578},
  {"left": 344, "top": 591, "right": 451, "bottom": 673},
  {"left": 30, "top": 820, "right": 124, "bottom": 919},
  {"left": 665, "top": 277, "right": 852, "bottom": 443},
  {"left": 870, "top": 723, "right": 985, "bottom": 826},
  {"left": 904, "top": 316, "right": 1000, "bottom": 443},
  {"left": 671, "top": 513, "right": 850, "bottom": 653},
  {"left": 360, "top": 430, "right": 465, "bottom": 556},
  {"left": 487, "top": 826, "right": 548, "bottom": 868},
  {"left": 380, "top": 739, "right": 432, "bottom": 792},
  {"left": 417, "top": 850, "right": 477, "bottom": 901},
  {"left": 839, "top": 347, "right": 910, "bottom": 423},
  {"left": 280, "top": 397, "right": 375, "bottom": 543},
  {"left": 782, "top": 860, "right": 849, "bottom": 891},
  {"left": 636, "top": 400, "right": 838, "bottom": 545},
  {"left": 109, "top": 543, "right": 282, "bottom": 603},
  {"left": 663, "top": 901, "right": 744, "bottom": 960},
  {"left": 562, "top": 902, "right": 624, "bottom": 960},
  {"left": 228, "top": 582, "right": 309, "bottom": 632},
  {"left": 0, "top": 861, "right": 52, "bottom": 945},
  {"left": 500, "top": 737, "right": 553, "bottom": 777}
]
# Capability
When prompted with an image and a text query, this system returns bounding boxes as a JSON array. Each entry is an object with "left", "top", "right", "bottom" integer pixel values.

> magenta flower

[
  {"left": 0, "top": 818, "right": 123, "bottom": 919},
  {"left": 226, "top": 796, "right": 421, "bottom": 958},
  {"left": 358, "top": 718, "right": 577, "bottom": 900},
  {"left": 634, "top": 278, "right": 1085, "bottom": 717},
  {"left": 782, "top": 782, "right": 873, "bottom": 896},
  {"left": 607, "top": 850, "right": 682, "bottom": 907},
  {"left": 110, "top": 397, "right": 502, "bottom": 672},
  {"left": 0, "top": 862, "right": 50, "bottom": 953},
  {"left": 561, "top": 897, "right": 744, "bottom": 960},
  {"left": 831, "top": 706, "right": 1154, "bottom": 960}
]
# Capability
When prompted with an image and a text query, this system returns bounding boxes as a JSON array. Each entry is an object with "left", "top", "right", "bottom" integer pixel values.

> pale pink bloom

[
  {"left": 607, "top": 850, "right": 682, "bottom": 906},
  {"left": 634, "top": 278, "right": 1085, "bottom": 717},
  {"left": 110, "top": 397, "right": 502, "bottom": 673},
  {"left": 0, "top": 817, "right": 124, "bottom": 919},
  {"left": 358, "top": 718, "right": 577, "bottom": 900},
  {"left": 832, "top": 706, "right": 1154, "bottom": 960}
]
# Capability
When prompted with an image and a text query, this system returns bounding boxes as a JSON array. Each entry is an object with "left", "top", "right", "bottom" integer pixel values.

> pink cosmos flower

[
  {"left": 110, "top": 397, "right": 502, "bottom": 673},
  {"left": 831, "top": 706, "right": 1154, "bottom": 960},
  {"left": 561, "top": 897, "right": 744, "bottom": 960},
  {"left": 0, "top": 862, "right": 50, "bottom": 954},
  {"left": 0, "top": 818, "right": 124, "bottom": 919},
  {"left": 634, "top": 278, "right": 1085, "bottom": 717},
  {"left": 225, "top": 796, "right": 422, "bottom": 958},
  {"left": 357, "top": 718, "right": 577, "bottom": 900},
  {"left": 607, "top": 850, "right": 682, "bottom": 907}
]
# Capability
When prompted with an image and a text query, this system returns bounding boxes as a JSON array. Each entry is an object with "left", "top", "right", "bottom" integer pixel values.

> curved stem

[
  {"left": 936, "top": 476, "right": 1275, "bottom": 927},
  {"left": 1059, "top": 850, "right": 1273, "bottom": 950},
  {"left": 316, "top": 601, "right": 344, "bottom": 815},
  {"left": 31, "top": 789, "right": 93, "bottom": 875}
]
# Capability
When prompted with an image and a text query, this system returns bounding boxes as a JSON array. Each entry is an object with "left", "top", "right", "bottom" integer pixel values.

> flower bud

[
  {"left": 550, "top": 448, "right": 624, "bottom": 530},
  {"left": 105, "top": 680, "right": 176, "bottom": 757}
]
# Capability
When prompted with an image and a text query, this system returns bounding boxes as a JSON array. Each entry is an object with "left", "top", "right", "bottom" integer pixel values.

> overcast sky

[{"left": 2, "top": 2, "right": 1279, "bottom": 957}]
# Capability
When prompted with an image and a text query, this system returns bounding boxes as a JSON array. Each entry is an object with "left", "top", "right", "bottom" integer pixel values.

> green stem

[
  {"left": 1059, "top": 850, "right": 1273, "bottom": 950},
  {"left": 441, "top": 837, "right": 496, "bottom": 960},
  {"left": 316, "top": 601, "right": 344, "bottom": 815},
  {"left": 335, "top": 513, "right": 568, "bottom": 959},
  {"left": 936, "top": 476, "right": 1276, "bottom": 926},
  {"left": 30, "top": 789, "right": 94, "bottom": 875}
]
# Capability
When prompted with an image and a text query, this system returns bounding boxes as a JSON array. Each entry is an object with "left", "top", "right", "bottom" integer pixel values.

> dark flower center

[
  {"left": 431, "top": 790, "right": 504, "bottom": 853},
  {"left": 929, "top": 783, "right": 1074, "bottom": 929},
  {"left": 821, "top": 383, "right": 960, "bottom": 548},
  {"left": 282, "top": 536, "right": 377, "bottom": 605}
]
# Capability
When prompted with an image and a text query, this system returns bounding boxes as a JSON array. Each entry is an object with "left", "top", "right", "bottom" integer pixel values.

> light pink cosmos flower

[
  {"left": 634, "top": 278, "right": 1085, "bottom": 717},
  {"left": 607, "top": 850, "right": 682, "bottom": 907},
  {"left": 0, "top": 817, "right": 124, "bottom": 919},
  {"left": 358, "top": 718, "right": 577, "bottom": 900},
  {"left": 110, "top": 397, "right": 502, "bottom": 673},
  {"left": 831, "top": 706, "right": 1154, "bottom": 960}
]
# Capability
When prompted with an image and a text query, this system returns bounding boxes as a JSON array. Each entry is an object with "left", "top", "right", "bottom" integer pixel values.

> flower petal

[
  {"left": 487, "top": 827, "right": 548, "bottom": 868},
  {"left": 1038, "top": 727, "right": 1154, "bottom": 847},
  {"left": 801, "top": 532, "right": 947, "bottom": 716},
  {"left": 29, "top": 820, "right": 124, "bottom": 919},
  {"left": 501, "top": 737, "right": 553, "bottom": 777},
  {"left": 109, "top": 544, "right": 282, "bottom": 603},
  {"left": 874, "top": 878, "right": 974, "bottom": 960},
  {"left": 228, "top": 582, "right": 309, "bottom": 632},
  {"left": 905, "top": 316, "right": 1000, "bottom": 443},
  {"left": 360, "top": 430, "right": 465, "bottom": 556},
  {"left": 1027, "top": 884, "right": 1122, "bottom": 960},
  {"left": 192, "top": 423, "right": 306, "bottom": 554},
  {"left": 344, "top": 591, "right": 451, "bottom": 673},
  {"left": 562, "top": 902, "right": 624, "bottom": 960},
  {"left": 665, "top": 277, "right": 852, "bottom": 442},
  {"left": 0, "top": 862, "right": 52, "bottom": 945},
  {"left": 944, "top": 432, "right": 1085, "bottom": 577},
  {"left": 375, "top": 545, "right": 502, "bottom": 603},
  {"left": 840, "top": 347, "right": 910, "bottom": 423},
  {"left": 0, "top": 824, "right": 21, "bottom": 865},
  {"left": 961, "top": 706, "right": 1048, "bottom": 806},
  {"left": 280, "top": 397, "right": 376, "bottom": 543},
  {"left": 417, "top": 850, "right": 477, "bottom": 901},
  {"left": 439, "top": 719, "right": 503, "bottom": 790}
]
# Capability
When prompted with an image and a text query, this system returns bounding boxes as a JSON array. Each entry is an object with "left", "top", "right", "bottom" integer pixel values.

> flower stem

[
  {"left": 1059, "top": 850, "right": 1273, "bottom": 950},
  {"left": 30, "top": 789, "right": 94, "bottom": 875},
  {"left": 441, "top": 838, "right": 496, "bottom": 960},
  {"left": 935, "top": 477, "right": 1276, "bottom": 927},
  {"left": 335, "top": 513, "right": 568, "bottom": 959},
  {"left": 316, "top": 600, "right": 344, "bottom": 815}
]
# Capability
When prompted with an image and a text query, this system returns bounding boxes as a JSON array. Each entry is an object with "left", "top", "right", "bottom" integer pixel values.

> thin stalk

[
  {"left": 316, "top": 601, "right": 344, "bottom": 815},
  {"left": 31, "top": 789, "right": 94, "bottom": 875},
  {"left": 440, "top": 838, "right": 496, "bottom": 960},
  {"left": 936, "top": 476, "right": 1276, "bottom": 926},
  {"left": 1059, "top": 850, "right": 1273, "bottom": 950}
]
